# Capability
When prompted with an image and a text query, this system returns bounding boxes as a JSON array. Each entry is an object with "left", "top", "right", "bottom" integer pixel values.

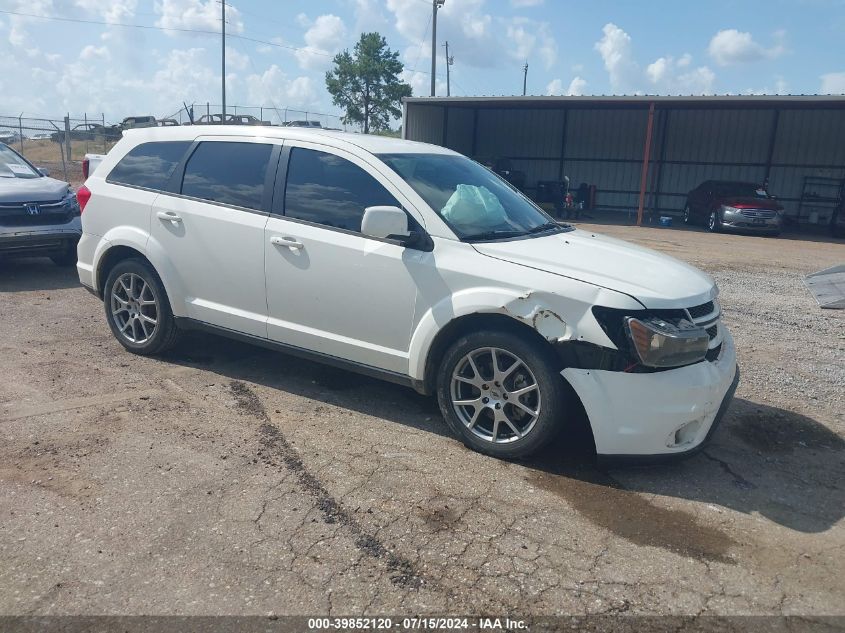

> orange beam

[{"left": 636, "top": 102, "right": 656, "bottom": 226}]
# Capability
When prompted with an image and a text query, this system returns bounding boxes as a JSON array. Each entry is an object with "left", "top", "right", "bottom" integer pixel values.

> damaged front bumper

[{"left": 562, "top": 330, "right": 739, "bottom": 461}]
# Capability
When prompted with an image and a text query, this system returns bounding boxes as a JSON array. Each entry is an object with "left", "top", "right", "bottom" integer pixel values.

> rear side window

[
  {"left": 108, "top": 141, "right": 190, "bottom": 190},
  {"left": 283, "top": 147, "right": 398, "bottom": 232},
  {"left": 181, "top": 141, "right": 273, "bottom": 210}
]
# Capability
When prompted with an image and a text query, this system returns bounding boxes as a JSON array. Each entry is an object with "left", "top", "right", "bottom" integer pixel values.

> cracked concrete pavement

[{"left": 0, "top": 223, "right": 843, "bottom": 616}]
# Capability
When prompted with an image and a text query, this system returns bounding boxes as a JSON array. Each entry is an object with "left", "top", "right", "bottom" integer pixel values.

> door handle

[
  {"left": 157, "top": 210, "right": 182, "bottom": 224},
  {"left": 270, "top": 235, "right": 304, "bottom": 250}
]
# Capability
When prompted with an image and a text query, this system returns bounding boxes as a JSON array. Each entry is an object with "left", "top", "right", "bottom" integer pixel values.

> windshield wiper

[
  {"left": 527, "top": 222, "right": 562, "bottom": 234},
  {"left": 462, "top": 229, "right": 527, "bottom": 242}
]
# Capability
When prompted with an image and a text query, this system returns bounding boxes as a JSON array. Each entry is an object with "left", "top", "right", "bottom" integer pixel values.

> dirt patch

[
  {"left": 527, "top": 469, "right": 737, "bottom": 564},
  {"left": 231, "top": 380, "right": 426, "bottom": 589}
]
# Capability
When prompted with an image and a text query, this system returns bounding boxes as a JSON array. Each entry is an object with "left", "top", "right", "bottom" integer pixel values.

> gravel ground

[{"left": 0, "top": 222, "right": 843, "bottom": 618}]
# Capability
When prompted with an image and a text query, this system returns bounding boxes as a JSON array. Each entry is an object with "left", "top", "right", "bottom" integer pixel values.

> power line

[{"left": 0, "top": 8, "right": 449, "bottom": 80}]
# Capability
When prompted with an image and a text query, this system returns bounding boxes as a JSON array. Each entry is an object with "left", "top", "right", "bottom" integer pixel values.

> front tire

[
  {"left": 683, "top": 204, "right": 692, "bottom": 225},
  {"left": 708, "top": 211, "right": 721, "bottom": 233},
  {"left": 436, "top": 329, "right": 568, "bottom": 459},
  {"left": 103, "top": 258, "right": 179, "bottom": 355},
  {"left": 50, "top": 242, "right": 78, "bottom": 267}
]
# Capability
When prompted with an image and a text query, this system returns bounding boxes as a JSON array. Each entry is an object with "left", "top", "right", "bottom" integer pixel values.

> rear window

[
  {"left": 181, "top": 141, "right": 273, "bottom": 210},
  {"left": 107, "top": 141, "right": 190, "bottom": 190}
]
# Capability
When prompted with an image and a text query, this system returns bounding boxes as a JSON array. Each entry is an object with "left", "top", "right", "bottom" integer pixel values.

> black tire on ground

[
  {"left": 436, "top": 328, "right": 568, "bottom": 459},
  {"left": 103, "top": 258, "right": 180, "bottom": 355},
  {"left": 708, "top": 211, "right": 721, "bottom": 233},
  {"left": 50, "top": 243, "right": 78, "bottom": 267}
]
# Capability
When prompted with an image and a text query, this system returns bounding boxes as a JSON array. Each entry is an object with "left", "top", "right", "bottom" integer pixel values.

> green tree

[{"left": 326, "top": 32, "right": 412, "bottom": 134}]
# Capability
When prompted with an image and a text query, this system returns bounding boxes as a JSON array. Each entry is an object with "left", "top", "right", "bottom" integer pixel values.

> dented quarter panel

[{"left": 406, "top": 239, "right": 642, "bottom": 381}]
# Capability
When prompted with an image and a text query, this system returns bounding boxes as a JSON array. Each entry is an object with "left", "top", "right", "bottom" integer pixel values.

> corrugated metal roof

[{"left": 404, "top": 95, "right": 845, "bottom": 109}]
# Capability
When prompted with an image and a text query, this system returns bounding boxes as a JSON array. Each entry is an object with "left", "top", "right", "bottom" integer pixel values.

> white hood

[{"left": 472, "top": 228, "right": 716, "bottom": 309}]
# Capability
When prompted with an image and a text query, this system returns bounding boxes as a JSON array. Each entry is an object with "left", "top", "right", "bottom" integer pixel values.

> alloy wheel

[
  {"left": 450, "top": 347, "right": 541, "bottom": 444},
  {"left": 110, "top": 272, "right": 159, "bottom": 344},
  {"left": 683, "top": 206, "right": 691, "bottom": 223}
]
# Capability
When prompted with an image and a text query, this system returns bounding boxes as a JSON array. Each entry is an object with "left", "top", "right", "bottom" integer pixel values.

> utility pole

[
  {"left": 522, "top": 61, "right": 528, "bottom": 96},
  {"left": 431, "top": 0, "right": 445, "bottom": 96},
  {"left": 221, "top": 0, "right": 226, "bottom": 117},
  {"left": 443, "top": 41, "right": 454, "bottom": 97}
]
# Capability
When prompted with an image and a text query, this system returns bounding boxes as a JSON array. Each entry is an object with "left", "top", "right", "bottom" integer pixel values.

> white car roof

[{"left": 122, "top": 125, "right": 457, "bottom": 156}]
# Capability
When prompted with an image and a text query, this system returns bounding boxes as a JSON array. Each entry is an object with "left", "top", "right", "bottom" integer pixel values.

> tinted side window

[
  {"left": 107, "top": 141, "right": 190, "bottom": 190},
  {"left": 283, "top": 147, "right": 398, "bottom": 232},
  {"left": 181, "top": 141, "right": 273, "bottom": 210}
]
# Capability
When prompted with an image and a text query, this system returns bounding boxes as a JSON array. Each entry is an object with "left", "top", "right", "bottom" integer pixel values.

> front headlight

[
  {"left": 625, "top": 316, "right": 710, "bottom": 368},
  {"left": 721, "top": 205, "right": 740, "bottom": 215},
  {"left": 63, "top": 190, "right": 80, "bottom": 214}
]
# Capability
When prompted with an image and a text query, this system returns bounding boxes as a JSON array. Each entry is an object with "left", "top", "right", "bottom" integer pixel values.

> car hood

[
  {"left": 0, "top": 176, "right": 70, "bottom": 203},
  {"left": 720, "top": 196, "right": 782, "bottom": 210},
  {"left": 472, "top": 228, "right": 716, "bottom": 309}
]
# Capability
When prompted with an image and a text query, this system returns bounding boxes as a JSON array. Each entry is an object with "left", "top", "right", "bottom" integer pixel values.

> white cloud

[
  {"left": 505, "top": 17, "right": 557, "bottom": 70},
  {"left": 510, "top": 0, "right": 544, "bottom": 6},
  {"left": 155, "top": 0, "right": 243, "bottom": 35},
  {"left": 80, "top": 44, "right": 110, "bottom": 61},
  {"left": 707, "top": 29, "right": 785, "bottom": 66},
  {"left": 74, "top": 0, "right": 137, "bottom": 22},
  {"left": 594, "top": 23, "right": 639, "bottom": 92},
  {"left": 646, "top": 55, "right": 714, "bottom": 94},
  {"left": 245, "top": 65, "right": 320, "bottom": 111},
  {"left": 546, "top": 76, "right": 586, "bottom": 96},
  {"left": 820, "top": 72, "right": 845, "bottom": 94},
  {"left": 295, "top": 14, "right": 347, "bottom": 71}
]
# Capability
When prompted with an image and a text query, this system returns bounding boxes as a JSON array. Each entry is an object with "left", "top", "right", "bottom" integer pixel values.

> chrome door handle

[
  {"left": 270, "top": 235, "right": 304, "bottom": 250},
  {"left": 157, "top": 210, "right": 182, "bottom": 224}
]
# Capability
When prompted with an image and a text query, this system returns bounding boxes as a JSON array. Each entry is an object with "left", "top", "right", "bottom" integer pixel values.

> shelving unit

[{"left": 797, "top": 177, "right": 843, "bottom": 225}]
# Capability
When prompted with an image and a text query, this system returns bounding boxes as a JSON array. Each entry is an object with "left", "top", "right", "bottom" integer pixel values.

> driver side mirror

[
  {"left": 362, "top": 206, "right": 410, "bottom": 241},
  {"left": 37, "top": 167, "right": 50, "bottom": 177}
]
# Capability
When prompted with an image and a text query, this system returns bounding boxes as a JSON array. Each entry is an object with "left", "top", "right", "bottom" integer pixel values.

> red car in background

[{"left": 683, "top": 180, "right": 783, "bottom": 236}]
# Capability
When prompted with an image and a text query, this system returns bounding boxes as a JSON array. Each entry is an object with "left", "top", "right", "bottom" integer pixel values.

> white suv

[{"left": 76, "top": 126, "right": 738, "bottom": 461}]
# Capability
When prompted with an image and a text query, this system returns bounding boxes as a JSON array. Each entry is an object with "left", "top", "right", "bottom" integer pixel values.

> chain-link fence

[
  {"left": 0, "top": 114, "right": 120, "bottom": 185},
  {"left": 172, "top": 103, "right": 347, "bottom": 130}
]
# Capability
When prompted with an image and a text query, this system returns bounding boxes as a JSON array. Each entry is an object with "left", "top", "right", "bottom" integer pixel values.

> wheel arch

[
  {"left": 96, "top": 244, "right": 150, "bottom": 296},
  {"left": 420, "top": 312, "right": 558, "bottom": 396}
]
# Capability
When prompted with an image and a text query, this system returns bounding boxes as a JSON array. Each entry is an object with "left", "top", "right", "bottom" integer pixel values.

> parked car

[
  {"left": 120, "top": 116, "right": 157, "bottom": 130},
  {"left": 831, "top": 188, "right": 845, "bottom": 238},
  {"left": 0, "top": 142, "right": 81, "bottom": 266},
  {"left": 82, "top": 153, "right": 107, "bottom": 179},
  {"left": 29, "top": 133, "right": 53, "bottom": 141},
  {"left": 76, "top": 127, "right": 737, "bottom": 461},
  {"left": 51, "top": 123, "right": 119, "bottom": 144},
  {"left": 684, "top": 180, "right": 783, "bottom": 236},
  {"left": 157, "top": 119, "right": 180, "bottom": 127},
  {"left": 0, "top": 130, "right": 20, "bottom": 144},
  {"left": 193, "top": 114, "right": 271, "bottom": 126},
  {"left": 283, "top": 120, "right": 322, "bottom": 128}
]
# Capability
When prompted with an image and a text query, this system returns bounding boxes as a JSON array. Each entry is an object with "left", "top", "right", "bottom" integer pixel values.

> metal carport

[{"left": 402, "top": 95, "right": 845, "bottom": 226}]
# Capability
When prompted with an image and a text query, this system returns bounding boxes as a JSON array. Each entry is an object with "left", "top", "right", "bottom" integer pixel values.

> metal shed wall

[{"left": 404, "top": 97, "right": 845, "bottom": 222}]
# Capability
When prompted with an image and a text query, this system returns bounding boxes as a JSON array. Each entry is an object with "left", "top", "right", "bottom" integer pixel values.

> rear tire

[
  {"left": 436, "top": 329, "right": 568, "bottom": 459},
  {"left": 103, "top": 258, "right": 180, "bottom": 355}
]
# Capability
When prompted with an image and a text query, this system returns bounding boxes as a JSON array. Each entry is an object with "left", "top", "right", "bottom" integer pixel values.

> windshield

[
  {"left": 0, "top": 144, "right": 39, "bottom": 179},
  {"left": 378, "top": 153, "right": 567, "bottom": 241},
  {"left": 714, "top": 182, "right": 769, "bottom": 198}
]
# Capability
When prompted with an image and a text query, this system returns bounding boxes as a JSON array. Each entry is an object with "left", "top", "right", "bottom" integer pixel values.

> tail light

[
  {"left": 82, "top": 157, "right": 90, "bottom": 179},
  {"left": 76, "top": 185, "right": 92, "bottom": 213}
]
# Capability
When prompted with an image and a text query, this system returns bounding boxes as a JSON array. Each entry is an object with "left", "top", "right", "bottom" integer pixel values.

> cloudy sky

[{"left": 2, "top": 0, "right": 844, "bottom": 124}]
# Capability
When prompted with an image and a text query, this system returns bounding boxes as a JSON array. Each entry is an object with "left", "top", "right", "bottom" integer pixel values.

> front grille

[
  {"left": 686, "top": 299, "right": 722, "bottom": 360},
  {"left": 0, "top": 199, "right": 73, "bottom": 227},
  {"left": 687, "top": 301, "right": 715, "bottom": 319},
  {"left": 739, "top": 209, "right": 776, "bottom": 219}
]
